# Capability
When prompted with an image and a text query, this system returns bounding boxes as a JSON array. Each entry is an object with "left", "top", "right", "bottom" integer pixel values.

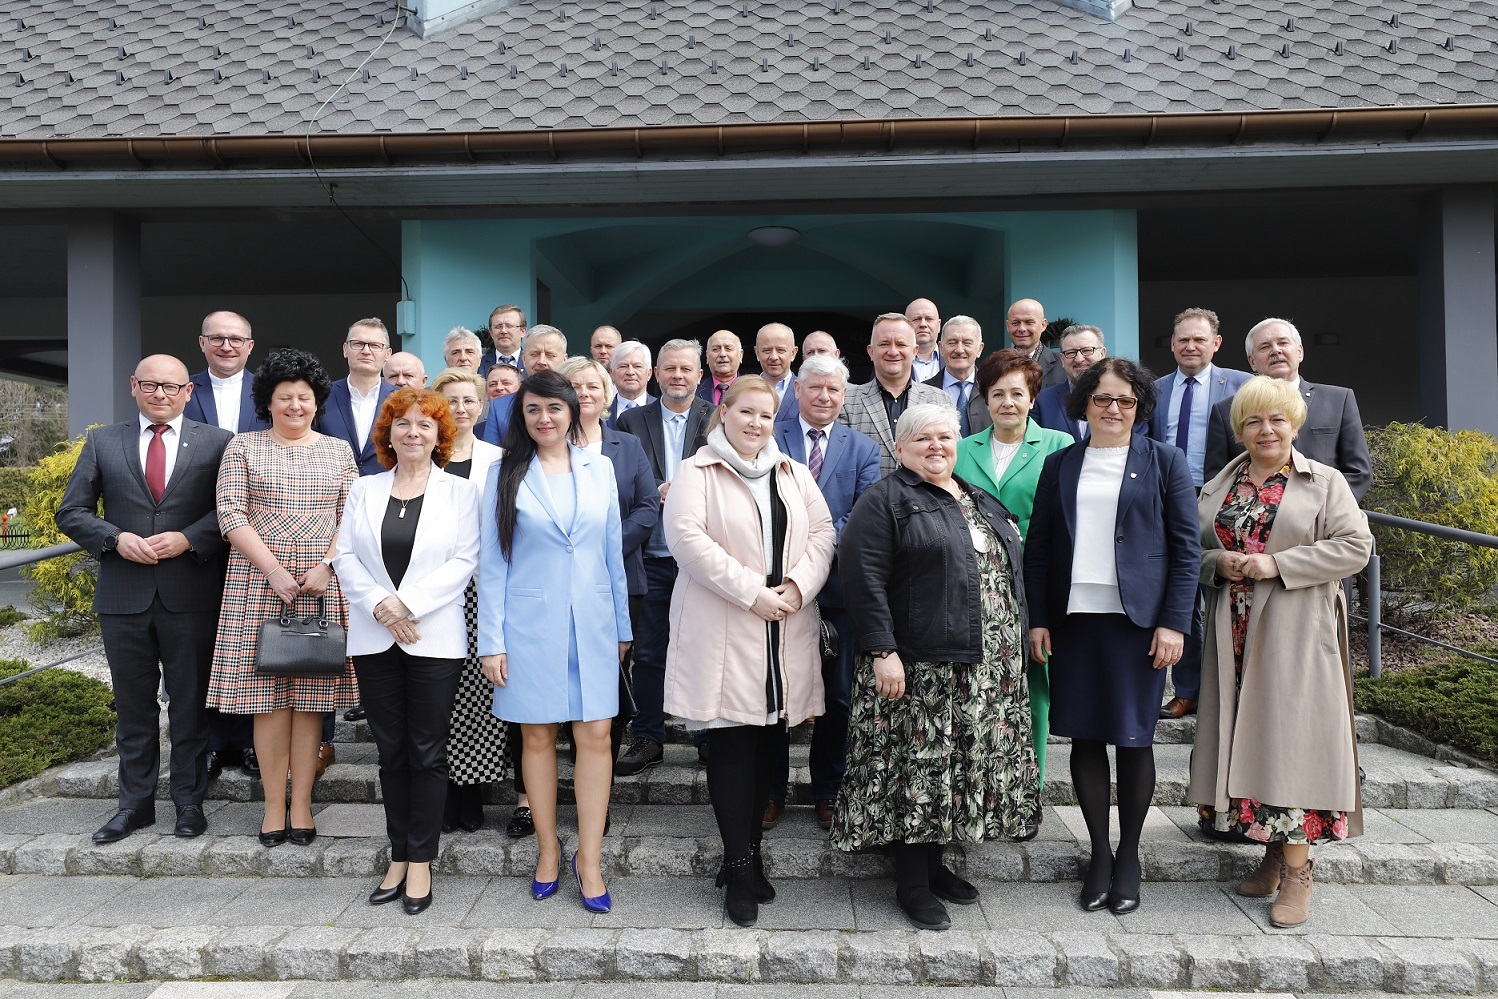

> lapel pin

[{"left": 1129, "top": 472, "right": 1138, "bottom": 478}]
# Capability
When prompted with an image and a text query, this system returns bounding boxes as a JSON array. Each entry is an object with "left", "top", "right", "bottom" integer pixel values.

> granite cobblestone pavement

[{"left": 0, "top": 714, "right": 1493, "bottom": 991}]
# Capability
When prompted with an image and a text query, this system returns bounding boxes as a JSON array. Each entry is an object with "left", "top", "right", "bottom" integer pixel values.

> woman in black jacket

[{"left": 831, "top": 403, "right": 1040, "bottom": 931}]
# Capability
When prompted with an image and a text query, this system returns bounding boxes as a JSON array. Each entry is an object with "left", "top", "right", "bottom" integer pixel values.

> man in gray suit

[
  {"left": 1148, "top": 308, "right": 1253, "bottom": 720},
  {"left": 924, "top": 315, "right": 990, "bottom": 437},
  {"left": 57, "top": 355, "right": 234, "bottom": 844},
  {"left": 1203, "top": 317, "right": 1372, "bottom": 500},
  {"left": 1007, "top": 298, "right": 1066, "bottom": 390},
  {"left": 839, "top": 312, "right": 955, "bottom": 475}
]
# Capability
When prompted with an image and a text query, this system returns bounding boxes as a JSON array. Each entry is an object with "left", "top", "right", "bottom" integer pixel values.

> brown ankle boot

[
  {"left": 1237, "top": 841, "right": 1284, "bottom": 897},
  {"left": 1269, "top": 857, "right": 1314, "bottom": 928}
]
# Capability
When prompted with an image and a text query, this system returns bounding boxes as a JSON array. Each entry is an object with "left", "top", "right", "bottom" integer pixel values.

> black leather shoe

[
  {"left": 174, "top": 803, "right": 207, "bottom": 838},
  {"left": 615, "top": 737, "right": 663, "bottom": 777},
  {"left": 369, "top": 880, "right": 405, "bottom": 905},
  {"left": 506, "top": 806, "right": 534, "bottom": 839},
  {"left": 1079, "top": 891, "right": 1111, "bottom": 912},
  {"left": 289, "top": 826, "right": 317, "bottom": 846},
  {"left": 259, "top": 819, "right": 289, "bottom": 848},
  {"left": 929, "top": 865, "right": 980, "bottom": 905},
  {"left": 1108, "top": 892, "right": 1140, "bottom": 915},
  {"left": 241, "top": 748, "right": 260, "bottom": 777},
  {"left": 402, "top": 890, "right": 433, "bottom": 915},
  {"left": 897, "top": 888, "right": 951, "bottom": 930},
  {"left": 344, "top": 706, "right": 366, "bottom": 722},
  {"left": 93, "top": 807, "right": 155, "bottom": 845},
  {"left": 205, "top": 751, "right": 224, "bottom": 780}
]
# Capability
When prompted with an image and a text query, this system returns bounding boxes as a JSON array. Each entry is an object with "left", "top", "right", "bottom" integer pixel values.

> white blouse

[{"left": 1068, "top": 444, "right": 1128, "bottom": 615}]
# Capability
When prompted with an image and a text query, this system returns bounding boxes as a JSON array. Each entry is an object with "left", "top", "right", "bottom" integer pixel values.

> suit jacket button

[
  {"left": 1116, "top": 535, "right": 1124, "bottom": 543},
  {"left": 565, "top": 545, "right": 574, "bottom": 553}
]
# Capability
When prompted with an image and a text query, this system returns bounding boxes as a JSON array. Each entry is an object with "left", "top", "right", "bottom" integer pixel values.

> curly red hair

[{"left": 372, "top": 388, "right": 458, "bottom": 469}]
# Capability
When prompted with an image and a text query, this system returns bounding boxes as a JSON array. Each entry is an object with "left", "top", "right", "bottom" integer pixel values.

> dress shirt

[
  {"left": 209, "top": 370, "right": 245, "bottom": 434},
  {"left": 1165, "top": 366, "right": 1214, "bottom": 486},
  {"left": 137, "top": 413, "right": 184, "bottom": 484},
  {"left": 911, "top": 352, "right": 942, "bottom": 383},
  {"left": 617, "top": 393, "right": 647, "bottom": 413},
  {"left": 768, "top": 373, "right": 794, "bottom": 402},
  {"left": 941, "top": 370, "right": 975, "bottom": 434},
  {"left": 877, "top": 379, "right": 914, "bottom": 433},
  {"left": 708, "top": 375, "right": 737, "bottom": 406},
  {"left": 662, "top": 408, "right": 688, "bottom": 483},
  {"left": 798, "top": 417, "right": 835, "bottom": 464},
  {"left": 348, "top": 378, "right": 381, "bottom": 451}
]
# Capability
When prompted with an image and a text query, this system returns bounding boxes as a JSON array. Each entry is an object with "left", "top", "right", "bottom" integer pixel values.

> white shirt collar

[
  {"left": 208, "top": 369, "right": 245, "bottom": 388},
  {"left": 139, "top": 413, "right": 185, "bottom": 435},
  {"left": 799, "top": 416, "right": 833, "bottom": 439},
  {"left": 348, "top": 378, "right": 381, "bottom": 401},
  {"left": 942, "top": 369, "right": 974, "bottom": 389},
  {"left": 1175, "top": 364, "right": 1211, "bottom": 387}
]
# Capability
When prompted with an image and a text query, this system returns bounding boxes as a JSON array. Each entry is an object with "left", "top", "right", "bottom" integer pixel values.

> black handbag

[
  {"left": 254, "top": 597, "right": 348, "bottom": 677},
  {"left": 817, "top": 605, "right": 839, "bottom": 664}
]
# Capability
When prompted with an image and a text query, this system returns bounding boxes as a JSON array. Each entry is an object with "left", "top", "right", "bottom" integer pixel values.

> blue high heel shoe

[
  {"left": 531, "top": 836, "right": 565, "bottom": 900},
  {"left": 573, "top": 853, "right": 612, "bottom": 913}
]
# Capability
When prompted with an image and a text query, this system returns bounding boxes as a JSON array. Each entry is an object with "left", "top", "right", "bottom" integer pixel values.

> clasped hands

[
  {"left": 751, "top": 580, "right": 802, "bottom": 622},
  {"left": 373, "top": 595, "right": 421, "bottom": 644},
  {"left": 1217, "top": 551, "right": 1279, "bottom": 582},
  {"left": 265, "top": 561, "right": 333, "bottom": 605},
  {"left": 115, "top": 530, "right": 189, "bottom": 565}
]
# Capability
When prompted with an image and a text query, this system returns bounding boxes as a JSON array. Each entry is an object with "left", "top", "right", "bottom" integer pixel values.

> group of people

[{"left": 58, "top": 297, "right": 1372, "bottom": 932}]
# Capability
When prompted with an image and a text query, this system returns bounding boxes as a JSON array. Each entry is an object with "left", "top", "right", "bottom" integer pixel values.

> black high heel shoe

[
  {"left": 289, "top": 825, "right": 317, "bottom": 846},
  {"left": 369, "top": 879, "right": 405, "bottom": 905},
  {"left": 402, "top": 888, "right": 433, "bottom": 915},
  {"left": 258, "top": 818, "right": 289, "bottom": 848},
  {"left": 1079, "top": 890, "right": 1111, "bottom": 912}
]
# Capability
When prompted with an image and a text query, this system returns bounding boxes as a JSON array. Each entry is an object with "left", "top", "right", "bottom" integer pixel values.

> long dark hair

[{"left": 495, "top": 370, "right": 582, "bottom": 560}]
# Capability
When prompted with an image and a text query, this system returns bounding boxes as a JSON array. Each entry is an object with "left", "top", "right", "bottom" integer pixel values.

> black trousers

[
  {"left": 98, "top": 595, "right": 217, "bottom": 810},
  {"left": 353, "top": 647, "right": 463, "bottom": 863}
]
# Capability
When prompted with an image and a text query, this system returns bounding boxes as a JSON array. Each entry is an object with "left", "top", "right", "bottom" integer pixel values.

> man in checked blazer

[
  {"left": 57, "top": 355, "right": 234, "bottom": 845},
  {"left": 838, "top": 312, "right": 955, "bottom": 475}
]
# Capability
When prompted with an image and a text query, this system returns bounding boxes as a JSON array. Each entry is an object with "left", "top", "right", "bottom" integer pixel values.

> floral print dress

[
  {"left": 832, "top": 492, "right": 1040, "bottom": 850},
  {"left": 1200, "top": 463, "right": 1350, "bottom": 846}
]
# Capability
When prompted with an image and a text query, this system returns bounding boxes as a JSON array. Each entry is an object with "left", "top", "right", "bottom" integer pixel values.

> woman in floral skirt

[
  {"left": 833, "top": 404, "right": 1039, "bottom": 931},
  {"left": 1189, "top": 375, "right": 1372, "bottom": 928}
]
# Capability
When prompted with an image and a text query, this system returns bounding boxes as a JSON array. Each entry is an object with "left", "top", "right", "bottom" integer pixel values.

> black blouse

[{"left": 381, "top": 494, "right": 424, "bottom": 587}]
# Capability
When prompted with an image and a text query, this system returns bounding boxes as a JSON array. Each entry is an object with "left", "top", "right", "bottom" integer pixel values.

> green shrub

[
  {"left": 21, "top": 432, "right": 99, "bottom": 643},
  {"left": 0, "top": 467, "right": 32, "bottom": 519},
  {"left": 0, "top": 658, "right": 115, "bottom": 788},
  {"left": 1354, "top": 651, "right": 1498, "bottom": 761},
  {"left": 0, "top": 606, "right": 26, "bottom": 629},
  {"left": 1363, "top": 422, "right": 1498, "bottom": 627}
]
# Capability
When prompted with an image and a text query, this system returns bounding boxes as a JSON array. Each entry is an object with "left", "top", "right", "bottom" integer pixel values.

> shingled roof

[{"left": 1, "top": 0, "right": 1496, "bottom": 141}]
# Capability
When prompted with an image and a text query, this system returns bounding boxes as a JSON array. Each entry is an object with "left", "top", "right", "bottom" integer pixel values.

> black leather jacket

[{"left": 841, "top": 466, "right": 1027, "bottom": 663}]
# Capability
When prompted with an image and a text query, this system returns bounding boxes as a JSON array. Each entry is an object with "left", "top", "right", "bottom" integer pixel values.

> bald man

[
  {"left": 801, "top": 331, "right": 841, "bottom": 360},
  {"left": 57, "top": 355, "right": 235, "bottom": 845},
  {"left": 754, "top": 322, "right": 802, "bottom": 422},
  {"left": 1006, "top": 298, "right": 1065, "bottom": 390},
  {"left": 905, "top": 298, "right": 944, "bottom": 383},
  {"left": 384, "top": 352, "right": 427, "bottom": 389},
  {"left": 590, "top": 325, "right": 622, "bottom": 368}
]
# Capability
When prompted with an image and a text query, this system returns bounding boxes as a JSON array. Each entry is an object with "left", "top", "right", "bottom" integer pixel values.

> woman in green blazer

[{"left": 953, "top": 348, "right": 1074, "bottom": 838}]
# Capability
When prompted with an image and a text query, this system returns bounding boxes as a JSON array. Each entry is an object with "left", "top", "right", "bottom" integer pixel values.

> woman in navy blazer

[
  {"left": 1024, "top": 357, "right": 1200, "bottom": 917},
  {"left": 333, "top": 388, "right": 481, "bottom": 915},
  {"left": 478, "top": 371, "right": 632, "bottom": 915},
  {"left": 560, "top": 357, "right": 661, "bottom": 765}
]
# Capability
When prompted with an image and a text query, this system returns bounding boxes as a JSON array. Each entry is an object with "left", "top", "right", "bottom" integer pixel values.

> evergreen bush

[
  {"left": 21, "top": 432, "right": 100, "bottom": 643},
  {"left": 1354, "top": 652, "right": 1498, "bottom": 762},
  {"left": 0, "top": 658, "right": 115, "bottom": 788}
]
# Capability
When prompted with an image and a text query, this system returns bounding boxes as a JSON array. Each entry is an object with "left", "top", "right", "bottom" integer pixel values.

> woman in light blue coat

[{"left": 478, "top": 371, "right": 631, "bottom": 915}]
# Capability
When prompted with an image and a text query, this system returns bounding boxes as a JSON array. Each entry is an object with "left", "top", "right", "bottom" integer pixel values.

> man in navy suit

[
  {"left": 607, "top": 341, "right": 655, "bottom": 425},
  {"left": 615, "top": 339, "right": 713, "bottom": 776},
  {"left": 923, "top": 315, "right": 990, "bottom": 437},
  {"left": 182, "top": 311, "right": 268, "bottom": 435},
  {"left": 1032, "top": 324, "right": 1109, "bottom": 440},
  {"left": 1147, "top": 308, "right": 1252, "bottom": 720},
  {"left": 480, "top": 324, "right": 568, "bottom": 446},
  {"left": 181, "top": 311, "right": 266, "bottom": 780},
  {"left": 696, "top": 329, "right": 743, "bottom": 406},
  {"left": 478, "top": 304, "right": 527, "bottom": 378},
  {"left": 1204, "top": 318, "right": 1371, "bottom": 501},
  {"left": 320, "top": 318, "right": 396, "bottom": 476},
  {"left": 763, "top": 354, "right": 881, "bottom": 830},
  {"left": 755, "top": 322, "right": 801, "bottom": 423}
]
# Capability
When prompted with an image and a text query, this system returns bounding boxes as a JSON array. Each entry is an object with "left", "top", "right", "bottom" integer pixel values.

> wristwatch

[
  {"left": 102, "top": 531, "right": 120, "bottom": 552},
  {"left": 319, "top": 556, "right": 334, "bottom": 568}
]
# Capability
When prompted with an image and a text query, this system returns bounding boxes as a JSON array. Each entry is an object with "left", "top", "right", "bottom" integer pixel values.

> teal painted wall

[{"left": 402, "top": 211, "right": 1140, "bottom": 373}]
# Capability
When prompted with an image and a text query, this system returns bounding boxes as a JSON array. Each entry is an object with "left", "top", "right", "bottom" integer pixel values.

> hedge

[
  {"left": 1354, "top": 652, "right": 1498, "bottom": 762},
  {"left": 0, "top": 658, "right": 116, "bottom": 788}
]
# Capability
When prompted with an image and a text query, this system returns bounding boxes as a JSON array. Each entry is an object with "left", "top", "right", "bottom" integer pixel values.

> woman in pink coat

[{"left": 664, "top": 375, "right": 835, "bottom": 928}]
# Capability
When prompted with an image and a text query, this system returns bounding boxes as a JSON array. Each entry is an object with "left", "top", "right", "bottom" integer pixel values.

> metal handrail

[
  {"left": 0, "top": 540, "right": 101, "bottom": 688},
  {"left": 1359, "top": 510, "right": 1498, "bottom": 678}
]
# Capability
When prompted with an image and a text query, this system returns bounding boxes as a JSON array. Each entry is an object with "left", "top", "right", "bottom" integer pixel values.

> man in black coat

[{"left": 57, "top": 355, "right": 234, "bottom": 844}]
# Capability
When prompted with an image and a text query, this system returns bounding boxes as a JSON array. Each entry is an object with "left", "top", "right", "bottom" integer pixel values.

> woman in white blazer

[
  {"left": 479, "top": 371, "right": 631, "bottom": 915},
  {"left": 430, "top": 368, "right": 511, "bottom": 835},
  {"left": 333, "top": 388, "right": 480, "bottom": 916}
]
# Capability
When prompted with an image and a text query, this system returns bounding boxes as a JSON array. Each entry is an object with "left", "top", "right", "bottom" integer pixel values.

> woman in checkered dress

[{"left": 206, "top": 349, "right": 360, "bottom": 847}]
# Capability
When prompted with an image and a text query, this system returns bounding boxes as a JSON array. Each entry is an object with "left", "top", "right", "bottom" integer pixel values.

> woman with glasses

[{"left": 1023, "top": 357, "right": 1200, "bottom": 916}]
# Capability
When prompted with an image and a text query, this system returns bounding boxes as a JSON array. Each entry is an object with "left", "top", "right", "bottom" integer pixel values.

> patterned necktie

[
  {"left": 807, "top": 428, "right": 825, "bottom": 482},
  {"left": 1175, "top": 375, "right": 1195, "bottom": 453},
  {"left": 957, "top": 381, "right": 972, "bottom": 437},
  {"left": 146, "top": 424, "right": 168, "bottom": 502}
]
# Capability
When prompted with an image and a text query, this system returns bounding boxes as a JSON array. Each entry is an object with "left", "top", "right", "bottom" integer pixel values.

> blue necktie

[
  {"left": 1174, "top": 376, "right": 1195, "bottom": 453},
  {"left": 957, "top": 382, "right": 972, "bottom": 437}
]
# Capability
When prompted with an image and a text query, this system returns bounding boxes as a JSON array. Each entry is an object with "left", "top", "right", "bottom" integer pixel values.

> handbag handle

[{"left": 277, "top": 596, "right": 331, "bottom": 629}]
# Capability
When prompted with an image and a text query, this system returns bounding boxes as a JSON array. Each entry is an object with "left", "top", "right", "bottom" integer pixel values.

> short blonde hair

[
  {"left": 430, "top": 367, "right": 484, "bottom": 397},
  {"left": 706, "top": 374, "right": 779, "bottom": 433},
  {"left": 1229, "top": 375, "right": 1307, "bottom": 436},
  {"left": 895, "top": 403, "right": 961, "bottom": 443},
  {"left": 557, "top": 355, "right": 616, "bottom": 407}
]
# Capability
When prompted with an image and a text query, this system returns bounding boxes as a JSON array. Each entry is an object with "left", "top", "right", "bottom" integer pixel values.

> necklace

[{"left": 393, "top": 465, "right": 431, "bottom": 518}]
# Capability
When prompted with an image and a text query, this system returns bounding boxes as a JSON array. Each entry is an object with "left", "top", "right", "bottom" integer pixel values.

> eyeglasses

[
  {"left": 1090, "top": 394, "right": 1137, "bottom": 411},
  {"left": 346, "top": 339, "right": 389, "bottom": 354},
  {"left": 202, "top": 335, "right": 250, "bottom": 349},
  {"left": 1060, "top": 346, "right": 1100, "bottom": 360},
  {"left": 491, "top": 323, "right": 525, "bottom": 332},
  {"left": 136, "top": 380, "right": 188, "bottom": 396}
]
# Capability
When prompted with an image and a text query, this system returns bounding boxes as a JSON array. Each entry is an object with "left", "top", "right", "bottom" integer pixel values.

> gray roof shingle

[{"left": 1, "top": 0, "right": 1495, "bottom": 140}]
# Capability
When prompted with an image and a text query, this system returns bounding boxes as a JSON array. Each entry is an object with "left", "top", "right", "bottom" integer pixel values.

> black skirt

[{"left": 1047, "top": 612, "right": 1166, "bottom": 747}]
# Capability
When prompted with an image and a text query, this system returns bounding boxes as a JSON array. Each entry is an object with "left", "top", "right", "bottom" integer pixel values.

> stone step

[
  {"left": 6, "top": 798, "right": 1498, "bottom": 885},
  {"left": 45, "top": 741, "right": 1498, "bottom": 811},
  {"left": 0, "top": 872, "right": 1493, "bottom": 991}
]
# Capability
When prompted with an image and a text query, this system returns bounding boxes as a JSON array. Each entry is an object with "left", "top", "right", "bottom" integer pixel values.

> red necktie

[{"left": 146, "top": 424, "right": 168, "bottom": 503}]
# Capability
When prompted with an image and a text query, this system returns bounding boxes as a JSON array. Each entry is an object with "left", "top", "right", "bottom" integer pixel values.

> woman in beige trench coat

[
  {"left": 1188, "top": 376, "right": 1372, "bottom": 929},
  {"left": 664, "top": 375, "right": 835, "bottom": 928}
]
